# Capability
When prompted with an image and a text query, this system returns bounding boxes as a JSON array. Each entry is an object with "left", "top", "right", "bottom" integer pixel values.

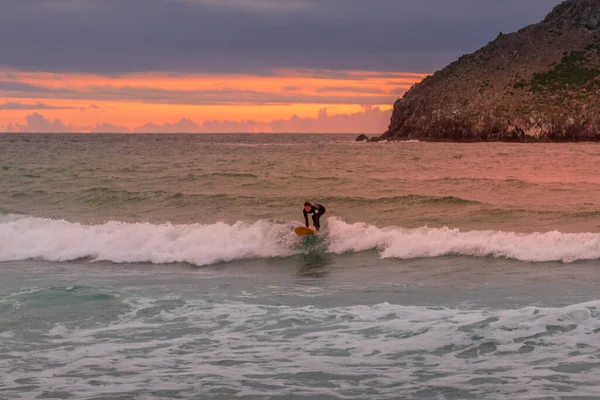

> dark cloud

[
  {"left": 0, "top": 80, "right": 59, "bottom": 93},
  {"left": 0, "top": 73, "right": 18, "bottom": 80},
  {"left": 0, "top": 81, "right": 400, "bottom": 105},
  {"left": 0, "top": 0, "right": 563, "bottom": 75},
  {"left": 0, "top": 101, "right": 83, "bottom": 110}
]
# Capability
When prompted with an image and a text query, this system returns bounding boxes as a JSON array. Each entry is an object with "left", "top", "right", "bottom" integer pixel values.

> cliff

[{"left": 380, "top": 0, "right": 600, "bottom": 142}]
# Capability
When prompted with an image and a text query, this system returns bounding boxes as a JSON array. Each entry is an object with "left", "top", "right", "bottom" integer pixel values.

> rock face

[
  {"left": 381, "top": 0, "right": 600, "bottom": 142},
  {"left": 355, "top": 134, "right": 369, "bottom": 141}
]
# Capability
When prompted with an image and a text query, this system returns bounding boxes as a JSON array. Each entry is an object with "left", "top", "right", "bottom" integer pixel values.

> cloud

[
  {"left": 200, "top": 119, "right": 266, "bottom": 133},
  {"left": 31, "top": 0, "right": 107, "bottom": 14},
  {"left": 2, "top": 123, "right": 17, "bottom": 133},
  {"left": 4, "top": 107, "right": 392, "bottom": 134},
  {"left": 389, "top": 87, "right": 411, "bottom": 95},
  {"left": 0, "top": 73, "right": 18, "bottom": 80},
  {"left": 0, "top": 0, "right": 563, "bottom": 75},
  {"left": 0, "top": 80, "right": 401, "bottom": 106},
  {"left": 282, "top": 86, "right": 302, "bottom": 92},
  {"left": 133, "top": 107, "right": 393, "bottom": 133},
  {"left": 178, "top": 0, "right": 316, "bottom": 14},
  {"left": 0, "top": 80, "right": 58, "bottom": 93},
  {"left": 89, "top": 122, "right": 129, "bottom": 133},
  {"left": 0, "top": 101, "right": 83, "bottom": 110},
  {"left": 316, "top": 86, "right": 386, "bottom": 94},
  {"left": 270, "top": 106, "right": 392, "bottom": 133},
  {"left": 13, "top": 112, "right": 73, "bottom": 133},
  {"left": 132, "top": 118, "right": 201, "bottom": 134}
]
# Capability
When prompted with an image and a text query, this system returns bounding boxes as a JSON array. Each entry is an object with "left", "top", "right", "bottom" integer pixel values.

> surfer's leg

[{"left": 312, "top": 214, "right": 321, "bottom": 230}]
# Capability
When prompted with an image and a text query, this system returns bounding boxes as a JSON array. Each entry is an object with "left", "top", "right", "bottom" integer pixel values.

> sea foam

[
  {"left": 1, "top": 215, "right": 600, "bottom": 265},
  {"left": 4, "top": 295, "right": 600, "bottom": 399},
  {"left": 0, "top": 216, "right": 295, "bottom": 266},
  {"left": 326, "top": 217, "right": 600, "bottom": 263}
]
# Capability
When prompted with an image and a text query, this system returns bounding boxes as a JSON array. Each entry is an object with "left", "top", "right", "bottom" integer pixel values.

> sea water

[{"left": 2, "top": 133, "right": 600, "bottom": 399}]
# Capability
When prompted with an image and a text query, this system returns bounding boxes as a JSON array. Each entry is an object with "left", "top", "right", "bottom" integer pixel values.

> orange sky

[{"left": 0, "top": 69, "right": 427, "bottom": 133}]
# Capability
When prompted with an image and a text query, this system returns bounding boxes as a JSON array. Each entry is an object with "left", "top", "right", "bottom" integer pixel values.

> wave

[
  {"left": 423, "top": 177, "right": 536, "bottom": 188},
  {"left": 10, "top": 189, "right": 49, "bottom": 199},
  {"left": 202, "top": 172, "right": 258, "bottom": 179},
  {"left": 4, "top": 188, "right": 273, "bottom": 208},
  {"left": 2, "top": 292, "right": 600, "bottom": 398},
  {"left": 0, "top": 216, "right": 297, "bottom": 266},
  {"left": 2, "top": 216, "right": 600, "bottom": 265},
  {"left": 77, "top": 187, "right": 169, "bottom": 205},
  {"left": 325, "top": 218, "right": 600, "bottom": 263},
  {"left": 3, "top": 188, "right": 481, "bottom": 210},
  {"left": 321, "top": 195, "right": 480, "bottom": 206}
]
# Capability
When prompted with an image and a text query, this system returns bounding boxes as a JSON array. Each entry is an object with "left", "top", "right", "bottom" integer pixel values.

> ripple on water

[{"left": 1, "top": 293, "right": 600, "bottom": 398}]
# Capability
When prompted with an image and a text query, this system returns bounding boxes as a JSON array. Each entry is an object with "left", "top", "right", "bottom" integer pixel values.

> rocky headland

[{"left": 375, "top": 0, "right": 600, "bottom": 142}]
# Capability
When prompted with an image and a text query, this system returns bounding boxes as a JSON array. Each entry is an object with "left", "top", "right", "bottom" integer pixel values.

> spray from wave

[
  {"left": 325, "top": 218, "right": 600, "bottom": 263},
  {"left": 1, "top": 215, "right": 600, "bottom": 265},
  {"left": 0, "top": 215, "right": 296, "bottom": 266}
]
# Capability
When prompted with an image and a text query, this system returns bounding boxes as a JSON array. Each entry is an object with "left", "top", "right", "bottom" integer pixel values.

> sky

[{"left": 0, "top": 0, "right": 563, "bottom": 133}]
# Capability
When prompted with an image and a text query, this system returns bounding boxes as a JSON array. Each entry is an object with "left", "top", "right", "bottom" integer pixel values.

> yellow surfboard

[{"left": 295, "top": 227, "right": 316, "bottom": 236}]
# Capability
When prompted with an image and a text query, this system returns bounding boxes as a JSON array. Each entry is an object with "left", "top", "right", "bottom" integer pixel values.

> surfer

[{"left": 303, "top": 202, "right": 326, "bottom": 232}]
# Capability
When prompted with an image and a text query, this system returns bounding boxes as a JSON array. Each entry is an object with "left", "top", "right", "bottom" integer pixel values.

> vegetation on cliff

[{"left": 379, "top": 0, "right": 600, "bottom": 142}]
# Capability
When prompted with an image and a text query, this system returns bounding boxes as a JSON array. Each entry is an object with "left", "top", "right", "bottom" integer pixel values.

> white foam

[
  {"left": 326, "top": 217, "right": 600, "bottom": 263},
  {"left": 0, "top": 217, "right": 296, "bottom": 266},
  {"left": 5, "top": 297, "right": 600, "bottom": 398},
  {"left": 2, "top": 216, "right": 600, "bottom": 265},
  {"left": 46, "top": 324, "right": 68, "bottom": 337}
]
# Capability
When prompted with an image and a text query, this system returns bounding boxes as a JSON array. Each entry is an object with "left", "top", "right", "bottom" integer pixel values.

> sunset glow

[
  {"left": 0, "top": 69, "right": 426, "bottom": 133},
  {"left": 1, "top": 0, "right": 560, "bottom": 133}
]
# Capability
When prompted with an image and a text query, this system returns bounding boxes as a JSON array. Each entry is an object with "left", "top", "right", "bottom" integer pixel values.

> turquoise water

[{"left": 2, "top": 133, "right": 600, "bottom": 399}]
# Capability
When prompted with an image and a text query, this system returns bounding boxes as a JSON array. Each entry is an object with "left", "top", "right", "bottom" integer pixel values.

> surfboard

[{"left": 295, "top": 227, "right": 316, "bottom": 236}]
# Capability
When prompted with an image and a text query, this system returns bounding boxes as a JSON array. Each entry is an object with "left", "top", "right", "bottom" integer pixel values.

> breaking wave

[{"left": 1, "top": 215, "right": 600, "bottom": 265}]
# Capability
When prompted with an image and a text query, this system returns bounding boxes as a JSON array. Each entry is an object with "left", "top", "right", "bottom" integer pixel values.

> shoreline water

[
  {"left": 3, "top": 133, "right": 600, "bottom": 399},
  {"left": 3, "top": 256, "right": 600, "bottom": 399}
]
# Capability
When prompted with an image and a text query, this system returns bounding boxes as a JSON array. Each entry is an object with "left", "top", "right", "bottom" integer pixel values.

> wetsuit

[{"left": 303, "top": 203, "right": 326, "bottom": 230}]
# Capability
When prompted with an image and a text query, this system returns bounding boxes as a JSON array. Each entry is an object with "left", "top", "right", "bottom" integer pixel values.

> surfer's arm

[{"left": 303, "top": 210, "right": 309, "bottom": 227}]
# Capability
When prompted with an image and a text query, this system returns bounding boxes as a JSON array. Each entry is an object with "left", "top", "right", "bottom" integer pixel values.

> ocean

[{"left": 2, "top": 133, "right": 600, "bottom": 399}]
